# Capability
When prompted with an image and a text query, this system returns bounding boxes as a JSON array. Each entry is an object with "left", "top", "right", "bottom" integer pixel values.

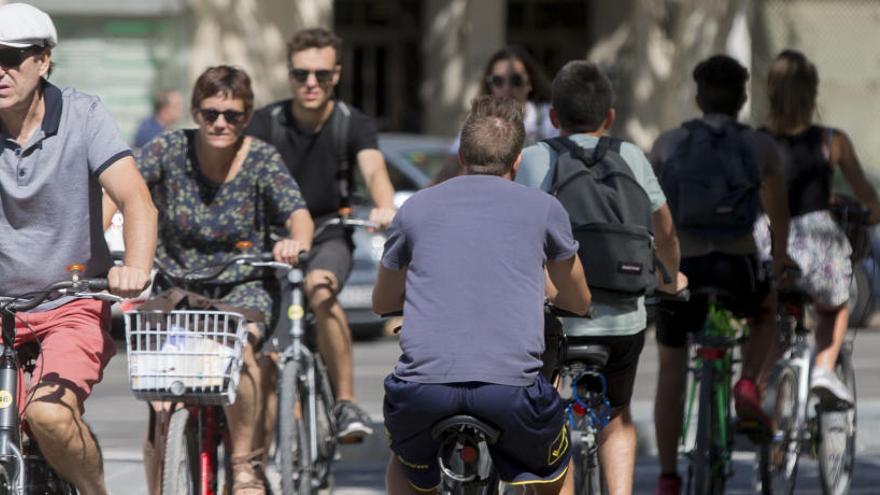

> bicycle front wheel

[
  {"left": 817, "top": 347, "right": 856, "bottom": 495},
  {"left": 308, "top": 356, "right": 338, "bottom": 491},
  {"left": 279, "top": 360, "right": 310, "bottom": 495},
  {"left": 758, "top": 364, "right": 800, "bottom": 495},
  {"left": 162, "top": 408, "right": 199, "bottom": 495}
]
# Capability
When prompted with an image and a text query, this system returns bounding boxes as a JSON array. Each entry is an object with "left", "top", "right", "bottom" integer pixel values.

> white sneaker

[{"left": 811, "top": 367, "right": 854, "bottom": 406}]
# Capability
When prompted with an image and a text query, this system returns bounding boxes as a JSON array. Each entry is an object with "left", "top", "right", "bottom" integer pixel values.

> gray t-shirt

[
  {"left": 648, "top": 113, "right": 782, "bottom": 258},
  {"left": 517, "top": 134, "right": 667, "bottom": 337},
  {"left": 382, "top": 174, "right": 578, "bottom": 386},
  {"left": 0, "top": 81, "right": 131, "bottom": 311}
]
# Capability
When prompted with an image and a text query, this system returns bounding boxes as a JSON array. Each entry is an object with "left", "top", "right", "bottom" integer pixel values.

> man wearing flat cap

[{"left": 0, "top": 3, "right": 157, "bottom": 493}]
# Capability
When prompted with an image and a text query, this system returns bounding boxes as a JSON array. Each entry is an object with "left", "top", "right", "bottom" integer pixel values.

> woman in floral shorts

[{"left": 755, "top": 50, "right": 880, "bottom": 406}]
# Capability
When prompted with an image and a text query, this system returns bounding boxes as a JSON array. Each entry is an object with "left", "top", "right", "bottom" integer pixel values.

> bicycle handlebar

[{"left": 1, "top": 279, "right": 113, "bottom": 313}]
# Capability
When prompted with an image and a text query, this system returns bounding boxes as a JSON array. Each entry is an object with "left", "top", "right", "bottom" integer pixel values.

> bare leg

[
  {"left": 813, "top": 304, "right": 848, "bottom": 371},
  {"left": 386, "top": 455, "right": 436, "bottom": 495},
  {"left": 741, "top": 295, "right": 777, "bottom": 381},
  {"left": 306, "top": 269, "right": 355, "bottom": 401},
  {"left": 258, "top": 352, "right": 279, "bottom": 465},
  {"left": 26, "top": 383, "right": 107, "bottom": 495},
  {"left": 655, "top": 343, "right": 688, "bottom": 476},
  {"left": 224, "top": 327, "right": 266, "bottom": 494},
  {"left": 598, "top": 407, "right": 637, "bottom": 495}
]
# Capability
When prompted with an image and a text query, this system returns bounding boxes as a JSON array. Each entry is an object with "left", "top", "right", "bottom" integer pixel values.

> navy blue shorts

[{"left": 383, "top": 374, "right": 571, "bottom": 491}]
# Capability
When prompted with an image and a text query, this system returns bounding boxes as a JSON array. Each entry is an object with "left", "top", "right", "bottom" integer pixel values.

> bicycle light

[
  {"left": 459, "top": 445, "right": 478, "bottom": 463},
  {"left": 572, "top": 403, "right": 587, "bottom": 417},
  {"left": 170, "top": 381, "right": 186, "bottom": 396}
]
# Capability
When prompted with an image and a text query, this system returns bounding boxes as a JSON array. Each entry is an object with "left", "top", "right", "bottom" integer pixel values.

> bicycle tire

[
  {"left": 308, "top": 356, "right": 338, "bottom": 491},
  {"left": 817, "top": 348, "right": 856, "bottom": 495},
  {"left": 758, "top": 364, "right": 800, "bottom": 495},
  {"left": 0, "top": 463, "right": 11, "bottom": 495},
  {"left": 689, "top": 359, "right": 725, "bottom": 495},
  {"left": 574, "top": 443, "right": 602, "bottom": 495},
  {"left": 162, "top": 408, "right": 199, "bottom": 495},
  {"left": 279, "top": 360, "right": 310, "bottom": 495}
]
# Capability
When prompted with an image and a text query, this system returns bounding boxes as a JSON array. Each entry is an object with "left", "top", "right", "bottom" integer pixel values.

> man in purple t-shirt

[{"left": 373, "top": 96, "right": 591, "bottom": 494}]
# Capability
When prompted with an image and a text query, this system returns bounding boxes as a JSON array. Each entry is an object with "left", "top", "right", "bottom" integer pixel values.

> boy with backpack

[
  {"left": 648, "top": 54, "right": 796, "bottom": 494},
  {"left": 517, "top": 60, "right": 684, "bottom": 495}
]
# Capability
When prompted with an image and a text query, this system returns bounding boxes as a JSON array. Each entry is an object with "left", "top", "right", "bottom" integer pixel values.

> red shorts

[{"left": 3, "top": 299, "right": 116, "bottom": 414}]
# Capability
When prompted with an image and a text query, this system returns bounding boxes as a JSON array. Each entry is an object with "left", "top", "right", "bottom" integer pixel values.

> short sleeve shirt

[
  {"left": 648, "top": 114, "right": 782, "bottom": 258},
  {"left": 246, "top": 99, "right": 378, "bottom": 227},
  {"left": 382, "top": 175, "right": 578, "bottom": 386},
  {"left": 517, "top": 134, "right": 666, "bottom": 337},
  {"left": 137, "top": 130, "right": 306, "bottom": 282},
  {"left": 0, "top": 81, "right": 132, "bottom": 311}
]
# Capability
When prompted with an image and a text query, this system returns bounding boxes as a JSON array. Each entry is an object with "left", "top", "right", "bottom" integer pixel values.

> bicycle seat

[
  {"left": 431, "top": 415, "right": 501, "bottom": 445},
  {"left": 563, "top": 341, "right": 610, "bottom": 368}
]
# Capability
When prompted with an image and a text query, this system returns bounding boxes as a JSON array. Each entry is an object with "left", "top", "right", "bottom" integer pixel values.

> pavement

[{"left": 91, "top": 327, "right": 880, "bottom": 494}]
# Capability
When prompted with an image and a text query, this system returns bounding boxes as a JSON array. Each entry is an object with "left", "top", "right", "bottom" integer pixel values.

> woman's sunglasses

[
  {"left": 487, "top": 73, "right": 526, "bottom": 89},
  {"left": 197, "top": 108, "right": 246, "bottom": 125},
  {"left": 0, "top": 47, "right": 39, "bottom": 70},
  {"left": 289, "top": 68, "right": 334, "bottom": 85}
]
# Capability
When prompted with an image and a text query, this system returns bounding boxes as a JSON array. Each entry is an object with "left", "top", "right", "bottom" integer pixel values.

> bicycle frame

[{"left": 0, "top": 314, "right": 25, "bottom": 495}]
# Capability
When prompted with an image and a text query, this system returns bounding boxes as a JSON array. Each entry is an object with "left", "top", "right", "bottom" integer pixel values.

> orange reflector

[
  {"left": 66, "top": 264, "right": 85, "bottom": 273},
  {"left": 338, "top": 207, "right": 352, "bottom": 218},
  {"left": 235, "top": 241, "right": 253, "bottom": 251}
]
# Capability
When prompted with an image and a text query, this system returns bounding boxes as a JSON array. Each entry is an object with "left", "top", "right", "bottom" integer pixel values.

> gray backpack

[{"left": 545, "top": 136, "right": 660, "bottom": 303}]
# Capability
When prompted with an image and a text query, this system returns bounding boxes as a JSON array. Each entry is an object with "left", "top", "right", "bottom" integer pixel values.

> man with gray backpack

[
  {"left": 648, "top": 54, "right": 797, "bottom": 495},
  {"left": 517, "top": 60, "right": 685, "bottom": 495}
]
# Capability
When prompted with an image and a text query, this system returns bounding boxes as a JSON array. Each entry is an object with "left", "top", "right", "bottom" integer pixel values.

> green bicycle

[{"left": 680, "top": 289, "right": 750, "bottom": 495}]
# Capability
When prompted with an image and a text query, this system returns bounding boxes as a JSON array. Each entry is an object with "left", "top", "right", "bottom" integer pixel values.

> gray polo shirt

[{"left": 0, "top": 80, "right": 132, "bottom": 311}]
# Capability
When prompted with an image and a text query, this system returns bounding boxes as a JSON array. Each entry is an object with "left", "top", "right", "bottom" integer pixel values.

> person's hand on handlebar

[
  {"left": 107, "top": 265, "right": 151, "bottom": 298},
  {"left": 657, "top": 271, "right": 688, "bottom": 295},
  {"left": 273, "top": 238, "right": 309, "bottom": 265},
  {"left": 368, "top": 207, "right": 396, "bottom": 230}
]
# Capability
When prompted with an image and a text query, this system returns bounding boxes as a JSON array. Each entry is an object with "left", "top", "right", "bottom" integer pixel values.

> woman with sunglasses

[
  {"left": 437, "top": 46, "right": 554, "bottom": 183},
  {"left": 120, "top": 65, "right": 314, "bottom": 495}
]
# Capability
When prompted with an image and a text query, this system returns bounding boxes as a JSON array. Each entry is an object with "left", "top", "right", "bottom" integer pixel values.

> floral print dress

[{"left": 138, "top": 129, "right": 307, "bottom": 323}]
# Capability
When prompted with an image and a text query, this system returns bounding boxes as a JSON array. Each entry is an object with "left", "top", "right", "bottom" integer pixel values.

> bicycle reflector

[
  {"left": 697, "top": 347, "right": 726, "bottom": 360},
  {"left": 235, "top": 240, "right": 253, "bottom": 251},
  {"left": 66, "top": 264, "right": 85, "bottom": 273},
  {"left": 572, "top": 402, "right": 587, "bottom": 417},
  {"left": 460, "top": 445, "right": 478, "bottom": 463}
]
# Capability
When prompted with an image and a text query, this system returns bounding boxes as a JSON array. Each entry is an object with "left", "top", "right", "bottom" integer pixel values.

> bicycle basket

[{"left": 124, "top": 310, "right": 249, "bottom": 405}]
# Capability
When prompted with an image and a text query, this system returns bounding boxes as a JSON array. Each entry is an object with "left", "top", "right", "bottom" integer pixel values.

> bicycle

[
  {"left": 758, "top": 205, "right": 864, "bottom": 495},
  {"left": 0, "top": 265, "right": 119, "bottom": 494},
  {"left": 124, "top": 250, "right": 285, "bottom": 495},
  {"left": 676, "top": 287, "right": 752, "bottom": 495},
  {"left": 275, "top": 216, "right": 378, "bottom": 495}
]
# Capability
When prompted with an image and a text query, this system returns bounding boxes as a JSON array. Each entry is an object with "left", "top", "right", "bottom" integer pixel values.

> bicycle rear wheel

[
  {"left": 688, "top": 361, "right": 727, "bottom": 495},
  {"left": 758, "top": 364, "right": 800, "bottom": 494},
  {"left": 162, "top": 408, "right": 199, "bottom": 495},
  {"left": 573, "top": 442, "right": 602, "bottom": 495},
  {"left": 279, "top": 360, "right": 310, "bottom": 495},
  {"left": 817, "top": 347, "right": 856, "bottom": 495}
]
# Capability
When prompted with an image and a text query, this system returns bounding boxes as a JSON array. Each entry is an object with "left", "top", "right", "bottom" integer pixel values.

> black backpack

[
  {"left": 545, "top": 136, "right": 659, "bottom": 303},
  {"left": 660, "top": 120, "right": 761, "bottom": 239}
]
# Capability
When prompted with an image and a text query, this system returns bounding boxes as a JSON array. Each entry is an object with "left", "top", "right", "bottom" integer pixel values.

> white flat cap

[{"left": 0, "top": 3, "right": 58, "bottom": 49}]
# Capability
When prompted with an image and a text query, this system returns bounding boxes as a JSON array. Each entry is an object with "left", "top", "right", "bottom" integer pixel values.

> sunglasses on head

[
  {"left": 487, "top": 73, "right": 526, "bottom": 89},
  {"left": 197, "top": 108, "right": 246, "bottom": 125},
  {"left": 0, "top": 46, "right": 39, "bottom": 70},
  {"left": 289, "top": 68, "right": 334, "bottom": 84}
]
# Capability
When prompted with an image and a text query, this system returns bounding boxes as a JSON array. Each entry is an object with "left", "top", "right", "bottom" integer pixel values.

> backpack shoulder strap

[
  {"left": 330, "top": 101, "right": 353, "bottom": 211},
  {"left": 269, "top": 104, "right": 287, "bottom": 148}
]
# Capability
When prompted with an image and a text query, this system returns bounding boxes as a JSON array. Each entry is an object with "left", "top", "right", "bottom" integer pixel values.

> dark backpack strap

[
  {"left": 269, "top": 104, "right": 287, "bottom": 150},
  {"left": 331, "top": 101, "right": 353, "bottom": 211}
]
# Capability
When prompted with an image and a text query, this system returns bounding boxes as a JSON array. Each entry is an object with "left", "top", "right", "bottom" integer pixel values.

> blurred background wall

[{"left": 13, "top": 0, "right": 880, "bottom": 178}]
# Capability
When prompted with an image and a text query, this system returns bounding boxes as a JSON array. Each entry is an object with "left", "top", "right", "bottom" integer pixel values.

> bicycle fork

[{"left": 0, "top": 314, "right": 24, "bottom": 494}]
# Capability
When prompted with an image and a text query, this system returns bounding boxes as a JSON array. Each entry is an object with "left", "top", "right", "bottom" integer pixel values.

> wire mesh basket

[{"left": 124, "top": 310, "right": 249, "bottom": 405}]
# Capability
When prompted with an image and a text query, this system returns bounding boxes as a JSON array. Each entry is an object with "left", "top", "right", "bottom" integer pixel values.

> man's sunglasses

[
  {"left": 289, "top": 68, "right": 334, "bottom": 84},
  {"left": 197, "top": 108, "right": 247, "bottom": 125},
  {"left": 0, "top": 47, "right": 40, "bottom": 70},
  {"left": 487, "top": 73, "right": 526, "bottom": 89}
]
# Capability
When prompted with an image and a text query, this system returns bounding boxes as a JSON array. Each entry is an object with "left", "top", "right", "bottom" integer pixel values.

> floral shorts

[{"left": 754, "top": 210, "right": 852, "bottom": 307}]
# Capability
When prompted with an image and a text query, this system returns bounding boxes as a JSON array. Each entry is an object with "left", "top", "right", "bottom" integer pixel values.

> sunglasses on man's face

[
  {"left": 488, "top": 73, "right": 526, "bottom": 89},
  {"left": 0, "top": 47, "right": 38, "bottom": 70},
  {"left": 289, "top": 68, "right": 334, "bottom": 85},
  {"left": 197, "top": 108, "right": 247, "bottom": 125}
]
